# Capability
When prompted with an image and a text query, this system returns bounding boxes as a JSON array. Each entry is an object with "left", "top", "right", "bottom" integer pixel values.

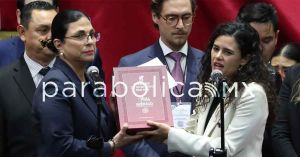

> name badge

[{"left": 171, "top": 102, "right": 191, "bottom": 129}]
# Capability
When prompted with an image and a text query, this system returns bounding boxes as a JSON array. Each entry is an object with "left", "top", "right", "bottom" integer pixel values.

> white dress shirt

[
  {"left": 159, "top": 37, "right": 188, "bottom": 74},
  {"left": 24, "top": 52, "right": 55, "bottom": 87}
]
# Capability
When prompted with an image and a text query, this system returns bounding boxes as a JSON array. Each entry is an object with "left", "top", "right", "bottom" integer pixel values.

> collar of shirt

[
  {"left": 24, "top": 51, "right": 56, "bottom": 78},
  {"left": 159, "top": 37, "right": 188, "bottom": 57}
]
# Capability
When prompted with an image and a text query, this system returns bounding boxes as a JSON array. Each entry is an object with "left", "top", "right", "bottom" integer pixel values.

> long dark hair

[{"left": 198, "top": 22, "right": 276, "bottom": 125}]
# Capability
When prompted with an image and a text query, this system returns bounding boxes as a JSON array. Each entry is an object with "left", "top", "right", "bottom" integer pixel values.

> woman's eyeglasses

[{"left": 65, "top": 32, "right": 101, "bottom": 43}]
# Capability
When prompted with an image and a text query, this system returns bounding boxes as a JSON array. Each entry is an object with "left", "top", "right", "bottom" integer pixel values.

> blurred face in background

[
  {"left": 18, "top": 9, "right": 57, "bottom": 65},
  {"left": 271, "top": 55, "right": 297, "bottom": 80},
  {"left": 250, "top": 22, "right": 279, "bottom": 63},
  {"left": 152, "top": 0, "right": 194, "bottom": 51}
]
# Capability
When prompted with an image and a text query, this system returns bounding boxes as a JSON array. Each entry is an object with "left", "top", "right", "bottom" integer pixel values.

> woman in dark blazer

[
  {"left": 32, "top": 10, "right": 142, "bottom": 157},
  {"left": 272, "top": 63, "right": 300, "bottom": 157}
]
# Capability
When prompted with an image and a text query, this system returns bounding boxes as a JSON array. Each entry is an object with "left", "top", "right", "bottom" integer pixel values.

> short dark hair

[
  {"left": 17, "top": 0, "right": 58, "bottom": 10},
  {"left": 46, "top": 10, "right": 90, "bottom": 53},
  {"left": 20, "top": 1, "right": 56, "bottom": 29},
  {"left": 151, "top": 0, "right": 197, "bottom": 28},
  {"left": 236, "top": 2, "right": 278, "bottom": 32}
]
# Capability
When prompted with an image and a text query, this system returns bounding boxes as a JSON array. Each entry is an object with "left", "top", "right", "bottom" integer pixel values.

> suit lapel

[
  {"left": 195, "top": 106, "right": 210, "bottom": 135},
  {"left": 12, "top": 57, "right": 36, "bottom": 105},
  {"left": 54, "top": 58, "right": 98, "bottom": 118},
  {"left": 203, "top": 101, "right": 235, "bottom": 137},
  {"left": 147, "top": 41, "right": 168, "bottom": 65},
  {"left": 55, "top": 58, "right": 113, "bottom": 137},
  {"left": 203, "top": 104, "right": 220, "bottom": 137},
  {"left": 183, "top": 47, "right": 199, "bottom": 102}
]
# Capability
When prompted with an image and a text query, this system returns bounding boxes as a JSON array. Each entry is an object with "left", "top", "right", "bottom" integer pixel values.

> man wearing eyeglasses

[{"left": 119, "top": 0, "right": 203, "bottom": 156}]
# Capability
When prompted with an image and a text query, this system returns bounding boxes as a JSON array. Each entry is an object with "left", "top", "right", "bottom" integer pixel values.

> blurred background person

[
  {"left": 272, "top": 63, "right": 300, "bottom": 157},
  {"left": 271, "top": 42, "right": 300, "bottom": 80},
  {"left": 236, "top": 2, "right": 279, "bottom": 64},
  {"left": 0, "top": 0, "right": 58, "bottom": 67},
  {"left": 236, "top": 3, "right": 280, "bottom": 156},
  {"left": 0, "top": 0, "right": 105, "bottom": 79},
  {"left": 138, "top": 22, "right": 277, "bottom": 157},
  {"left": 0, "top": 1, "right": 57, "bottom": 157}
]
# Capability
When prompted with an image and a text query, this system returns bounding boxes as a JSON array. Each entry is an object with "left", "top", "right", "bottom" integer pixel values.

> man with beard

[{"left": 118, "top": 0, "right": 203, "bottom": 156}]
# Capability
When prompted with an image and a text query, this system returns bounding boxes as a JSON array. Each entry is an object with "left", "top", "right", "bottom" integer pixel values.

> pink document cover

[{"left": 113, "top": 66, "right": 173, "bottom": 133}]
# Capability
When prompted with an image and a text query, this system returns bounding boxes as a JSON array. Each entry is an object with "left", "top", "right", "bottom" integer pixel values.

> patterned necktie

[
  {"left": 39, "top": 66, "right": 51, "bottom": 76},
  {"left": 168, "top": 52, "right": 184, "bottom": 96}
]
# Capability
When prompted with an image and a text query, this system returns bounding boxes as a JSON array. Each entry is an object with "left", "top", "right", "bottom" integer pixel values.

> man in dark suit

[
  {"left": 119, "top": 0, "right": 203, "bottom": 156},
  {"left": 0, "top": 0, "right": 105, "bottom": 79},
  {"left": 0, "top": 2, "right": 57, "bottom": 157},
  {"left": 119, "top": 0, "right": 203, "bottom": 104},
  {"left": 0, "top": 0, "right": 58, "bottom": 68},
  {"left": 272, "top": 63, "right": 300, "bottom": 157},
  {"left": 236, "top": 3, "right": 280, "bottom": 157}
]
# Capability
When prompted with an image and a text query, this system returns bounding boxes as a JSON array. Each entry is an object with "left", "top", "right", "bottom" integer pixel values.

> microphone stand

[
  {"left": 86, "top": 82, "right": 104, "bottom": 157},
  {"left": 96, "top": 96, "right": 104, "bottom": 157},
  {"left": 209, "top": 80, "right": 227, "bottom": 157}
]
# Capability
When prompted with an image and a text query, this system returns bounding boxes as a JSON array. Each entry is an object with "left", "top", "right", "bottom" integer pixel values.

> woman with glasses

[
  {"left": 138, "top": 22, "right": 277, "bottom": 157},
  {"left": 32, "top": 10, "right": 142, "bottom": 157}
]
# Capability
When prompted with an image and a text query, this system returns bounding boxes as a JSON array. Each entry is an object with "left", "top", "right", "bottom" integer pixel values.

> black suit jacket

[
  {"left": 0, "top": 57, "right": 37, "bottom": 157},
  {"left": 272, "top": 63, "right": 300, "bottom": 157}
]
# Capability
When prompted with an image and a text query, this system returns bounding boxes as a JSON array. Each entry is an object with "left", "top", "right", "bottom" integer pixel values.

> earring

[{"left": 59, "top": 52, "right": 64, "bottom": 56}]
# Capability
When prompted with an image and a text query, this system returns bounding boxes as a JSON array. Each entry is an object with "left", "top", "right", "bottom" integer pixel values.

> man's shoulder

[
  {"left": 0, "top": 59, "right": 22, "bottom": 84},
  {"left": 0, "top": 37, "right": 20, "bottom": 47},
  {"left": 126, "top": 43, "right": 156, "bottom": 58},
  {"left": 119, "top": 43, "right": 157, "bottom": 67},
  {"left": 0, "top": 59, "right": 19, "bottom": 74},
  {"left": 0, "top": 36, "right": 24, "bottom": 67},
  {"left": 189, "top": 46, "right": 204, "bottom": 58}
]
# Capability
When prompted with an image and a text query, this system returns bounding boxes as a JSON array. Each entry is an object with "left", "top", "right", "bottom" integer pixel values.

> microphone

[
  {"left": 86, "top": 66, "right": 104, "bottom": 150},
  {"left": 87, "top": 66, "right": 105, "bottom": 97},
  {"left": 206, "top": 69, "right": 225, "bottom": 98},
  {"left": 209, "top": 69, "right": 223, "bottom": 86},
  {"left": 87, "top": 66, "right": 102, "bottom": 85}
]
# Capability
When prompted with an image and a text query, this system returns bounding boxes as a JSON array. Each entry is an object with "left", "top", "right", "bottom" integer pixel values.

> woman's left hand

[{"left": 137, "top": 120, "right": 171, "bottom": 143}]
